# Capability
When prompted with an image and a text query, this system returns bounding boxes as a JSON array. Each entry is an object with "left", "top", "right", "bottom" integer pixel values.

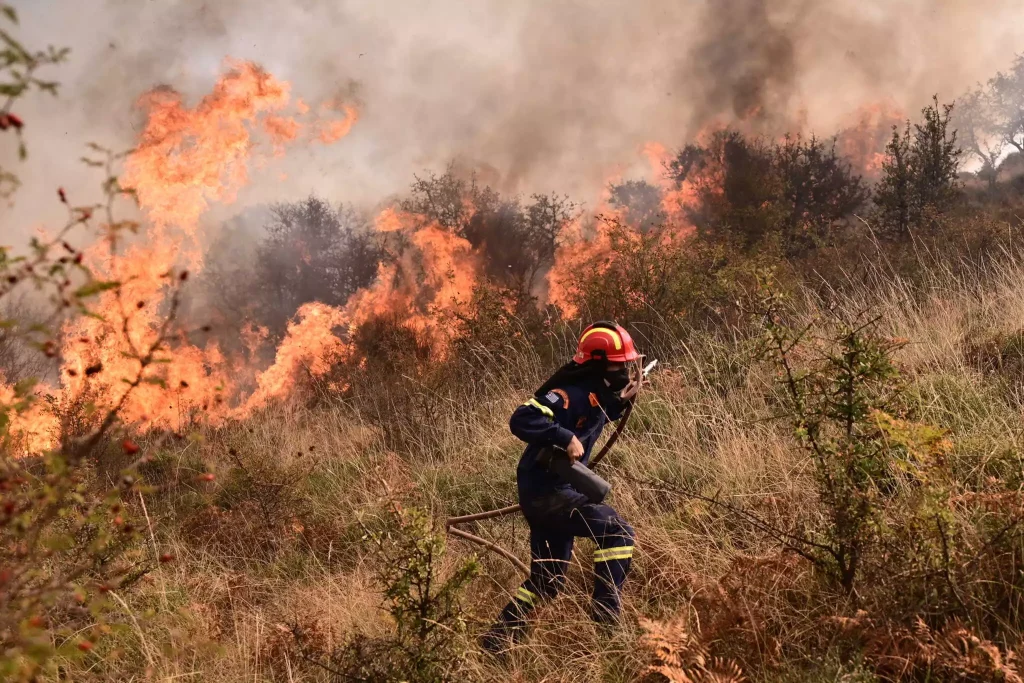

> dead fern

[
  {"left": 830, "top": 612, "right": 1022, "bottom": 682},
  {"left": 636, "top": 617, "right": 744, "bottom": 683}
]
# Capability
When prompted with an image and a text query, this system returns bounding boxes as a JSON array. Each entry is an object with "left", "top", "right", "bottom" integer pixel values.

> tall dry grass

[{"left": 65, "top": 247, "right": 1024, "bottom": 682}]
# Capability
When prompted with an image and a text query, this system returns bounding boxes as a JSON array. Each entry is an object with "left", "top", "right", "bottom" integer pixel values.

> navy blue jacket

[{"left": 510, "top": 378, "right": 627, "bottom": 504}]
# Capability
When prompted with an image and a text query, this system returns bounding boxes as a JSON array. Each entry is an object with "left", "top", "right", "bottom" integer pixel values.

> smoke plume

[{"left": 3, "top": 0, "right": 1022, "bottom": 235}]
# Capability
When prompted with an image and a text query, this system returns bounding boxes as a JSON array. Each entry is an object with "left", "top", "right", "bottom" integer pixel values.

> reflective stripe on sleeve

[
  {"left": 594, "top": 545, "right": 634, "bottom": 563},
  {"left": 523, "top": 398, "right": 554, "bottom": 418}
]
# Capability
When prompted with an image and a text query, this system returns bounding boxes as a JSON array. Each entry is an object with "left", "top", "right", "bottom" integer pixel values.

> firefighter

[{"left": 482, "top": 321, "right": 643, "bottom": 653}]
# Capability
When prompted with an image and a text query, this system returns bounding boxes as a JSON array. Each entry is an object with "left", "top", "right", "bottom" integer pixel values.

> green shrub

[
  {"left": 290, "top": 504, "right": 478, "bottom": 682},
  {"left": 758, "top": 280, "right": 925, "bottom": 593}
]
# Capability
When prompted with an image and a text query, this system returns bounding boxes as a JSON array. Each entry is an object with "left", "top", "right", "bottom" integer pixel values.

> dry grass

[{"left": 50, "top": 252, "right": 1024, "bottom": 681}]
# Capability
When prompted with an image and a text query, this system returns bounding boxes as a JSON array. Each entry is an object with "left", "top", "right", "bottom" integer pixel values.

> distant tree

[
  {"left": 1001, "top": 152, "right": 1024, "bottom": 190},
  {"left": 952, "top": 87, "right": 1006, "bottom": 188},
  {"left": 874, "top": 97, "right": 963, "bottom": 239},
  {"left": 519, "top": 192, "right": 575, "bottom": 302},
  {"left": 608, "top": 179, "right": 665, "bottom": 232},
  {"left": 464, "top": 192, "right": 575, "bottom": 309},
  {"left": 401, "top": 164, "right": 486, "bottom": 236},
  {"left": 773, "top": 135, "right": 870, "bottom": 254},
  {"left": 670, "top": 131, "right": 778, "bottom": 249},
  {"left": 950, "top": 55, "right": 1024, "bottom": 190},
  {"left": 195, "top": 209, "right": 264, "bottom": 337},
  {"left": 400, "top": 166, "right": 573, "bottom": 310},
  {"left": 913, "top": 99, "right": 963, "bottom": 210},
  {"left": 990, "top": 55, "right": 1024, "bottom": 155},
  {"left": 874, "top": 125, "right": 914, "bottom": 238},
  {"left": 669, "top": 131, "right": 867, "bottom": 256},
  {"left": 254, "top": 197, "right": 380, "bottom": 335}
]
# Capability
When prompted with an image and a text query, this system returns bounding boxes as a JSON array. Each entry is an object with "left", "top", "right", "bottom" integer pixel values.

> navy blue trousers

[{"left": 495, "top": 493, "right": 635, "bottom": 629}]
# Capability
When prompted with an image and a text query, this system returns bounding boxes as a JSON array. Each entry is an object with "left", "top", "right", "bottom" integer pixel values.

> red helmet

[{"left": 573, "top": 322, "right": 640, "bottom": 364}]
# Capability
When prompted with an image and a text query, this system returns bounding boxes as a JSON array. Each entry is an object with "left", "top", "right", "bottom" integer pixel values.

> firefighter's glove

[{"left": 567, "top": 435, "right": 585, "bottom": 462}]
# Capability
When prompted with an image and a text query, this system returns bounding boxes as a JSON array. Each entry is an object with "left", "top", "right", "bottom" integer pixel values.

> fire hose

[{"left": 444, "top": 360, "right": 656, "bottom": 576}]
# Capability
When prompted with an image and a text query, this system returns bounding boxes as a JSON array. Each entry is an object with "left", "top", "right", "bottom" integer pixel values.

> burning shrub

[
  {"left": 564, "top": 218, "right": 695, "bottom": 326},
  {"left": 447, "top": 279, "right": 556, "bottom": 379},
  {"left": 402, "top": 164, "right": 483, "bottom": 236},
  {"left": 400, "top": 166, "right": 574, "bottom": 313},
  {"left": 551, "top": 217, "right": 765, "bottom": 356},
  {"left": 468, "top": 191, "right": 575, "bottom": 309}
]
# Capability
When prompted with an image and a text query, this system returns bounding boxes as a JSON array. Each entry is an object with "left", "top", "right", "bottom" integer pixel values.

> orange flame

[
  {"left": 546, "top": 215, "right": 611, "bottom": 319},
  {"left": 0, "top": 373, "right": 58, "bottom": 454},
  {"left": 318, "top": 104, "right": 360, "bottom": 144},
  {"left": 375, "top": 207, "right": 416, "bottom": 233},
  {"left": 641, "top": 141, "right": 699, "bottom": 226},
  {"left": 547, "top": 142, "right": 701, "bottom": 317},
  {"left": 239, "top": 302, "right": 348, "bottom": 413},
  {"left": 123, "top": 60, "right": 295, "bottom": 234},
  {"left": 836, "top": 102, "right": 905, "bottom": 179},
  {"left": 344, "top": 208, "right": 478, "bottom": 356},
  {"left": 3, "top": 59, "right": 361, "bottom": 452},
  {"left": 265, "top": 115, "right": 301, "bottom": 154}
]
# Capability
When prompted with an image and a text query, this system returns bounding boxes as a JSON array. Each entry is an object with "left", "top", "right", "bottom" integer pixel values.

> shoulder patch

[{"left": 546, "top": 388, "right": 570, "bottom": 408}]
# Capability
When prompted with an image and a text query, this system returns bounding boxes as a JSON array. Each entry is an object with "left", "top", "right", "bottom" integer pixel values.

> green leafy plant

[
  {"left": 1, "top": 137, "right": 186, "bottom": 678},
  {"left": 0, "top": 3, "right": 69, "bottom": 196},
  {"left": 291, "top": 503, "right": 478, "bottom": 682},
  {"left": 758, "top": 280, "right": 909, "bottom": 594}
]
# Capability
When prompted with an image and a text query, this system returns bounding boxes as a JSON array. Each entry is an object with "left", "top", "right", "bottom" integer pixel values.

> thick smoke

[
  {"left": 2, "top": 0, "right": 1022, "bottom": 239},
  {"left": 683, "top": 0, "right": 800, "bottom": 130}
]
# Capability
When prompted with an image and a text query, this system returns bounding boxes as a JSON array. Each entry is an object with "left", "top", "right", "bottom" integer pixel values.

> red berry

[{"left": 122, "top": 439, "right": 140, "bottom": 455}]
